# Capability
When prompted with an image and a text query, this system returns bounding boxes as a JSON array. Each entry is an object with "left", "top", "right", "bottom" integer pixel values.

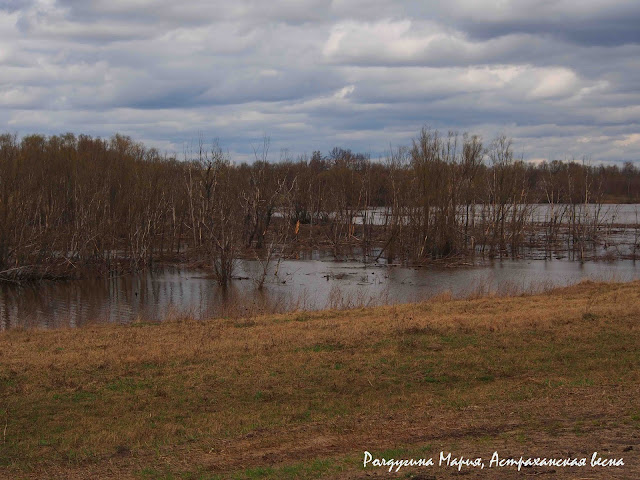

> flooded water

[
  {"left": 3, "top": 204, "right": 639, "bottom": 331},
  {"left": 352, "top": 204, "right": 640, "bottom": 226},
  {"left": 2, "top": 255, "right": 639, "bottom": 330},
  {"left": 527, "top": 203, "right": 640, "bottom": 224}
]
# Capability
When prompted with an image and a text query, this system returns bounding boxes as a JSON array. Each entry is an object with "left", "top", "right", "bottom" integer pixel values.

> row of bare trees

[{"left": 0, "top": 129, "right": 634, "bottom": 284}]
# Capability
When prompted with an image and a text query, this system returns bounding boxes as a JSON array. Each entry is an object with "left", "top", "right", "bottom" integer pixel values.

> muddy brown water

[{"left": 2, "top": 254, "right": 639, "bottom": 330}]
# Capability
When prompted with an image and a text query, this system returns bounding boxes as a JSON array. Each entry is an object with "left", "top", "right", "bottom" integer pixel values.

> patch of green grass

[
  {"left": 141, "top": 361, "right": 161, "bottom": 370},
  {"left": 72, "top": 391, "right": 98, "bottom": 403},
  {"left": 52, "top": 390, "right": 98, "bottom": 404},
  {"left": 439, "top": 333, "right": 478, "bottom": 347},
  {"left": 238, "top": 466, "right": 275, "bottom": 479},
  {"left": 423, "top": 375, "right": 441, "bottom": 383},
  {"left": 208, "top": 458, "right": 338, "bottom": 480},
  {"left": 0, "top": 375, "right": 18, "bottom": 389},
  {"left": 233, "top": 320, "right": 257, "bottom": 328},
  {"left": 375, "top": 447, "right": 409, "bottom": 458},
  {"left": 569, "top": 377, "right": 594, "bottom": 387},
  {"left": 305, "top": 342, "right": 344, "bottom": 353},
  {"left": 422, "top": 367, "right": 452, "bottom": 384}
]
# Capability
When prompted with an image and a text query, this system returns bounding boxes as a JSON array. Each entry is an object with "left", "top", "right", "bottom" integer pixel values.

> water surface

[{"left": 2, "top": 256, "right": 638, "bottom": 330}]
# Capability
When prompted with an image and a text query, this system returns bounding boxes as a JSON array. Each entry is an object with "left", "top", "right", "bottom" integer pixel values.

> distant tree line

[{"left": 0, "top": 129, "right": 638, "bottom": 284}]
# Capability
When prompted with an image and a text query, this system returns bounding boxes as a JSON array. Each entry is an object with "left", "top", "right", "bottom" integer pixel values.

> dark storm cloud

[
  {"left": 460, "top": 5, "right": 640, "bottom": 47},
  {"left": 0, "top": 0, "right": 639, "bottom": 164}
]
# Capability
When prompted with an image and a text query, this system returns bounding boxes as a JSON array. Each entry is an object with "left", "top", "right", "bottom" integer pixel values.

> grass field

[{"left": 1, "top": 281, "right": 639, "bottom": 479}]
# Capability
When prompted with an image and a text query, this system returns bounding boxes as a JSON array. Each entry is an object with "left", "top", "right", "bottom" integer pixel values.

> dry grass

[{"left": 1, "top": 280, "right": 640, "bottom": 479}]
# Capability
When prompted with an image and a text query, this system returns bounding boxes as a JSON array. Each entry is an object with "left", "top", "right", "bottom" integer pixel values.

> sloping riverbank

[{"left": 1, "top": 281, "right": 639, "bottom": 479}]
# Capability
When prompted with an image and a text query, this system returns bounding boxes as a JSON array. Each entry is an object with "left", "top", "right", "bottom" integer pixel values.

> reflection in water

[{"left": 1, "top": 257, "right": 639, "bottom": 330}]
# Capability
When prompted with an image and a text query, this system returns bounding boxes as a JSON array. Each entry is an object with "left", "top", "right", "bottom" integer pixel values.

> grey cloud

[
  {"left": 56, "top": 0, "right": 334, "bottom": 27},
  {"left": 429, "top": 1, "right": 640, "bottom": 46},
  {"left": 0, "top": 0, "right": 639, "bottom": 164},
  {"left": 462, "top": 17, "right": 640, "bottom": 47},
  {"left": 0, "top": 0, "right": 32, "bottom": 13}
]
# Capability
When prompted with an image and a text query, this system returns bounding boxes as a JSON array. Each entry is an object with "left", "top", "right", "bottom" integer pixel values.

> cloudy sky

[{"left": 2, "top": 0, "right": 640, "bottom": 164}]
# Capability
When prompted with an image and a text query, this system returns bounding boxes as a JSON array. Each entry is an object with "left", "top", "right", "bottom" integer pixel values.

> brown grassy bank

[{"left": 1, "top": 281, "right": 639, "bottom": 479}]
